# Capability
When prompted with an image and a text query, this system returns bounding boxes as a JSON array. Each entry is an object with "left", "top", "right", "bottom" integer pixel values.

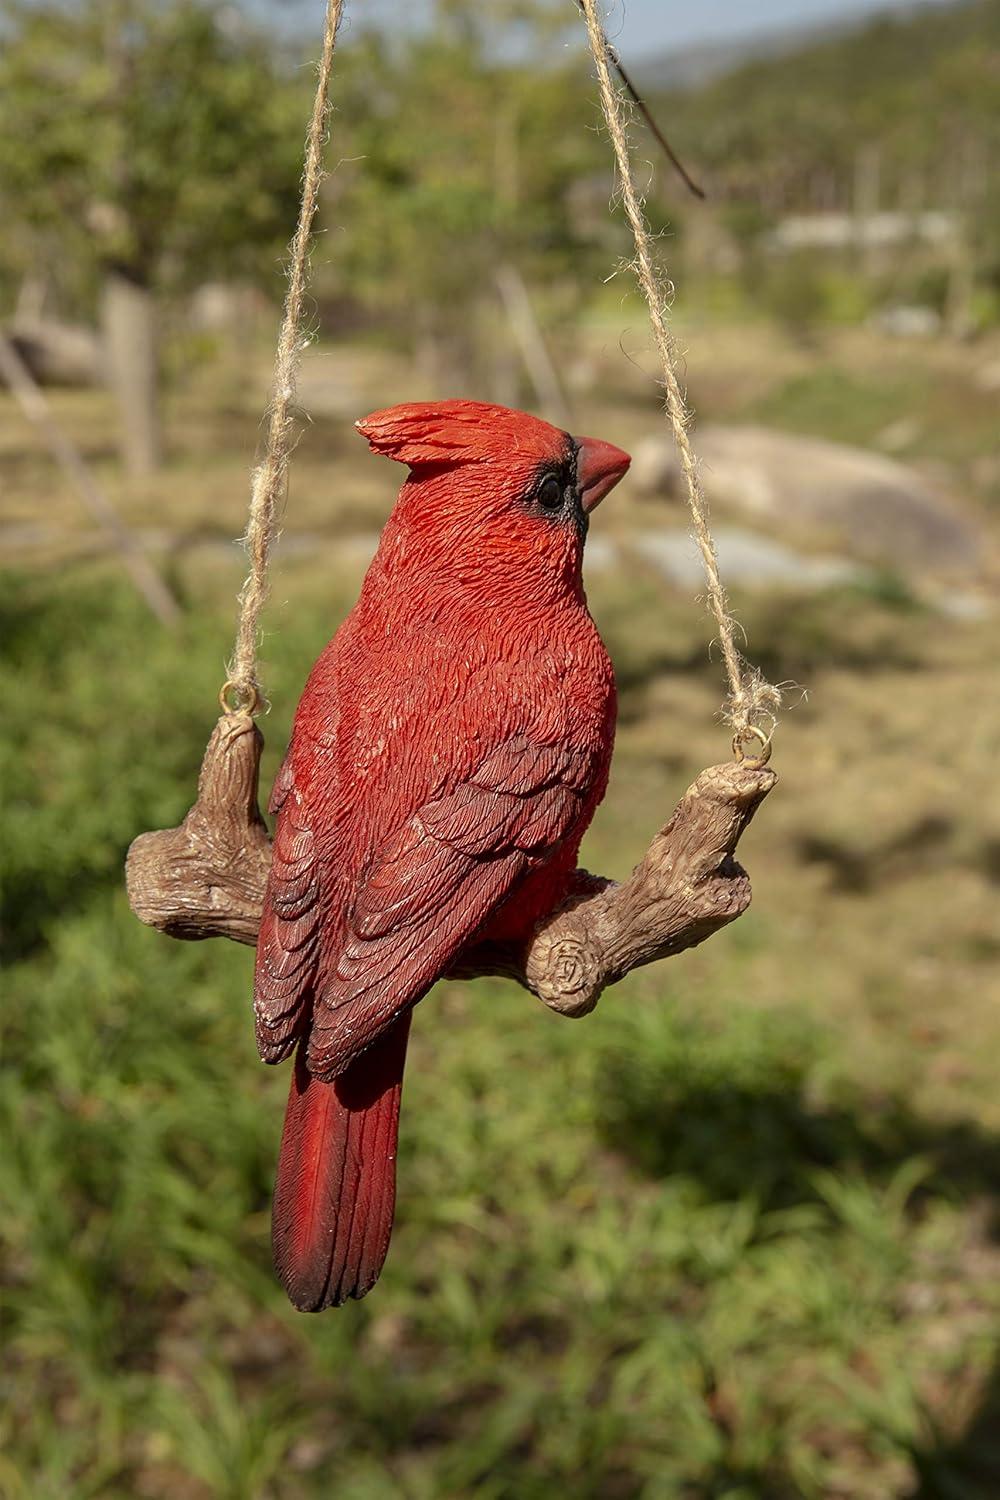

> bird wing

[
  {"left": 303, "top": 734, "right": 593, "bottom": 1080},
  {"left": 254, "top": 754, "right": 325, "bottom": 1064}
]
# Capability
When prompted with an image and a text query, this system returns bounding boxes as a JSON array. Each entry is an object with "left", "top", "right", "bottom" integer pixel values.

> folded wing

[
  {"left": 254, "top": 755, "right": 324, "bottom": 1064},
  {"left": 254, "top": 734, "right": 592, "bottom": 1082}
]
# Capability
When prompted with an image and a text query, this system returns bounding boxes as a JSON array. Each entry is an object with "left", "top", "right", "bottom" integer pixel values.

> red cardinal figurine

[{"left": 254, "top": 400, "right": 630, "bottom": 1310}]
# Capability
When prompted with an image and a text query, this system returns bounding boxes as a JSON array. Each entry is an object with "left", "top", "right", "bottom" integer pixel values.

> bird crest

[{"left": 356, "top": 400, "right": 571, "bottom": 473}]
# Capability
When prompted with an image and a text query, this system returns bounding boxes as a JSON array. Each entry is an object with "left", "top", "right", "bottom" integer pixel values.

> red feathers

[
  {"left": 272, "top": 1015, "right": 411, "bottom": 1312},
  {"left": 254, "top": 401, "right": 630, "bottom": 1310},
  {"left": 356, "top": 399, "right": 573, "bottom": 471}
]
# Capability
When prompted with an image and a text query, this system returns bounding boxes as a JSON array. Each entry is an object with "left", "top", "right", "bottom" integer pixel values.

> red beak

[{"left": 576, "top": 435, "right": 631, "bottom": 512}]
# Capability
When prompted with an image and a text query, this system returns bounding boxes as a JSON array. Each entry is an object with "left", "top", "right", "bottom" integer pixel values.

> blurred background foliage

[{"left": 2, "top": 1, "right": 999, "bottom": 1497}]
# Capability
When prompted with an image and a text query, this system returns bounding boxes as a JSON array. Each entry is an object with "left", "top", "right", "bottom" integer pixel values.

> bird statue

[{"left": 253, "top": 400, "right": 630, "bottom": 1309}]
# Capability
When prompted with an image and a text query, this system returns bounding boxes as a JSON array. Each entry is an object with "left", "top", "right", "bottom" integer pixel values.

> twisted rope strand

[
  {"left": 224, "top": 0, "right": 345, "bottom": 716},
  {"left": 578, "top": 0, "right": 781, "bottom": 754}
]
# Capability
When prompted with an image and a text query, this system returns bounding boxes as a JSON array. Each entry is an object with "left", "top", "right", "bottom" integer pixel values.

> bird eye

[{"left": 537, "top": 473, "right": 563, "bottom": 511}]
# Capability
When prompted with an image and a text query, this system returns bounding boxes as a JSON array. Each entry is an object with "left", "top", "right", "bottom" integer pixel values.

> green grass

[{"left": 2, "top": 567, "right": 999, "bottom": 1500}]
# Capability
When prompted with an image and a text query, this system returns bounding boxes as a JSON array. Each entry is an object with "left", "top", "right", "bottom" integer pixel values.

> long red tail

[{"left": 272, "top": 1012, "right": 411, "bottom": 1310}]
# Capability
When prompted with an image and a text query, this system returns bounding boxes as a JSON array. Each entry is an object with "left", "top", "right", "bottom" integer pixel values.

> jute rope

[
  {"left": 579, "top": 0, "right": 781, "bottom": 758},
  {"left": 221, "top": 0, "right": 778, "bottom": 754},
  {"left": 222, "top": 0, "right": 345, "bottom": 717}
]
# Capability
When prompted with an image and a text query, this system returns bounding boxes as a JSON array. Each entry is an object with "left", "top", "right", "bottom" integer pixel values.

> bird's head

[{"left": 356, "top": 400, "right": 630, "bottom": 599}]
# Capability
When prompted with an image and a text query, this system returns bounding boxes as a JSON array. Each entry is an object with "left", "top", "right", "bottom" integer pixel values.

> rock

[
  {"left": 5, "top": 320, "right": 101, "bottom": 386},
  {"left": 632, "top": 526, "right": 863, "bottom": 591},
  {"left": 631, "top": 425, "right": 983, "bottom": 576},
  {"left": 872, "top": 305, "right": 942, "bottom": 338},
  {"left": 629, "top": 434, "right": 680, "bottom": 497}
]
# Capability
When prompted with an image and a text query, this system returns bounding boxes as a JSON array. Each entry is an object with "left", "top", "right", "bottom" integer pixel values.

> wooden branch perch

[
  {"left": 126, "top": 714, "right": 775, "bottom": 1014},
  {"left": 126, "top": 714, "right": 271, "bottom": 945}
]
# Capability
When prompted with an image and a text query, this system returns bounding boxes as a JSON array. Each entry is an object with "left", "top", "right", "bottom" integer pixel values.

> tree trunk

[{"left": 101, "top": 265, "right": 162, "bottom": 476}]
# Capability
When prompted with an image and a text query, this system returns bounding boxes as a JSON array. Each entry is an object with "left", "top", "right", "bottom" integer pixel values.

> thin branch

[{"left": 575, "top": 1, "right": 706, "bottom": 200}]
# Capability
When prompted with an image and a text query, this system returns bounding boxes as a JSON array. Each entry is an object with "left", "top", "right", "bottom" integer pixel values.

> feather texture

[
  {"left": 272, "top": 1013, "right": 411, "bottom": 1310},
  {"left": 253, "top": 400, "right": 629, "bottom": 1308}
]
